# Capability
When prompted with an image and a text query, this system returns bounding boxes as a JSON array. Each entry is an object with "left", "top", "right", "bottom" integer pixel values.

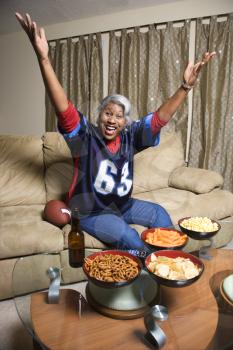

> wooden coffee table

[{"left": 14, "top": 249, "right": 233, "bottom": 349}]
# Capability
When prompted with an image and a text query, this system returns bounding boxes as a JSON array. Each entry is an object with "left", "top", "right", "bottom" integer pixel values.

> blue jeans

[{"left": 80, "top": 198, "right": 172, "bottom": 250}]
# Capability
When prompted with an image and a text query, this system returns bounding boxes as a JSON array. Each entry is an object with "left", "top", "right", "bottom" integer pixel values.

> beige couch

[{"left": 1, "top": 131, "right": 233, "bottom": 300}]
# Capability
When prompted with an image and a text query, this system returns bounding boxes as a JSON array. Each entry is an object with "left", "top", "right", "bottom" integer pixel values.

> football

[{"left": 44, "top": 200, "right": 71, "bottom": 227}]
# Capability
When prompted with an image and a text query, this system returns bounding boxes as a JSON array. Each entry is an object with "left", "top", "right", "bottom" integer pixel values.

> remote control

[{"left": 127, "top": 249, "right": 149, "bottom": 260}]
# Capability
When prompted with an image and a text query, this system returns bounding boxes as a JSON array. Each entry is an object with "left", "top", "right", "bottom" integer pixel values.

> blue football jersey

[{"left": 61, "top": 112, "right": 160, "bottom": 217}]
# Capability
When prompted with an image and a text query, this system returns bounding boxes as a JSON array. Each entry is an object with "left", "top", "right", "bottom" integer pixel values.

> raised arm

[
  {"left": 15, "top": 12, "right": 68, "bottom": 113},
  {"left": 156, "top": 52, "right": 216, "bottom": 122}
]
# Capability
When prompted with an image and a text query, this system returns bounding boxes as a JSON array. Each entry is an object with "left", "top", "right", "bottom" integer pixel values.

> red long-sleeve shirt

[{"left": 57, "top": 101, "right": 167, "bottom": 153}]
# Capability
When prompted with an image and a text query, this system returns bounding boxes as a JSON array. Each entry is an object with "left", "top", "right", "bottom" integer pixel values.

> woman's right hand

[
  {"left": 15, "top": 12, "right": 68, "bottom": 113},
  {"left": 15, "top": 12, "right": 49, "bottom": 61}
]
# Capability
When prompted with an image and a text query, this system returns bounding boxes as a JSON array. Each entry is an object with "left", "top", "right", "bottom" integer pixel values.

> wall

[{"left": 0, "top": 0, "right": 232, "bottom": 135}]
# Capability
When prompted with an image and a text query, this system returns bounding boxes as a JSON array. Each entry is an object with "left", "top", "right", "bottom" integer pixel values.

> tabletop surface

[{"left": 13, "top": 249, "right": 233, "bottom": 350}]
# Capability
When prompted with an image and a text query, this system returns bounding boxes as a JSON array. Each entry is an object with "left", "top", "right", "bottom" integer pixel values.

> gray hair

[{"left": 95, "top": 94, "right": 132, "bottom": 125}]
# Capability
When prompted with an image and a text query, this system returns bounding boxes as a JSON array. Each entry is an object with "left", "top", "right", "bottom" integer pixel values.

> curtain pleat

[
  {"left": 188, "top": 14, "right": 233, "bottom": 192},
  {"left": 108, "top": 21, "right": 190, "bottom": 145},
  {"left": 45, "top": 33, "right": 103, "bottom": 131}
]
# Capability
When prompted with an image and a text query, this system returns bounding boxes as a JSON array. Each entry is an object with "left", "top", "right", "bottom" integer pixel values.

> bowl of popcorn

[
  {"left": 178, "top": 216, "right": 221, "bottom": 240},
  {"left": 145, "top": 250, "right": 204, "bottom": 287}
]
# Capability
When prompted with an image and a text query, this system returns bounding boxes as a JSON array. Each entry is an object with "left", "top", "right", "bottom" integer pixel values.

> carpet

[{"left": 0, "top": 282, "right": 87, "bottom": 350}]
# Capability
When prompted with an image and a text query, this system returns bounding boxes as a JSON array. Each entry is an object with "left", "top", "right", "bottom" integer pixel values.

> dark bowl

[
  {"left": 145, "top": 250, "right": 204, "bottom": 288},
  {"left": 82, "top": 250, "right": 142, "bottom": 289},
  {"left": 178, "top": 217, "right": 221, "bottom": 240},
  {"left": 141, "top": 227, "right": 188, "bottom": 250}
]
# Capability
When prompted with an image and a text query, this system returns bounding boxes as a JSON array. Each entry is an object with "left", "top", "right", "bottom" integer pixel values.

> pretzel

[{"left": 84, "top": 254, "right": 139, "bottom": 282}]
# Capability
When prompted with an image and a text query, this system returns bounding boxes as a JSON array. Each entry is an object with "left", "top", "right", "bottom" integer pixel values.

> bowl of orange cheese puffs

[{"left": 141, "top": 227, "right": 188, "bottom": 250}]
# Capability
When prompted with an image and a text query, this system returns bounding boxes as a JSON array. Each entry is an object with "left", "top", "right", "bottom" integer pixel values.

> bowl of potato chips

[
  {"left": 141, "top": 227, "right": 188, "bottom": 250},
  {"left": 145, "top": 250, "right": 204, "bottom": 287},
  {"left": 178, "top": 216, "right": 221, "bottom": 240},
  {"left": 83, "top": 250, "right": 142, "bottom": 288}
]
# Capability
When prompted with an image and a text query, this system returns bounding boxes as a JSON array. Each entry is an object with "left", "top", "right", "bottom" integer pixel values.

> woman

[{"left": 15, "top": 12, "right": 215, "bottom": 250}]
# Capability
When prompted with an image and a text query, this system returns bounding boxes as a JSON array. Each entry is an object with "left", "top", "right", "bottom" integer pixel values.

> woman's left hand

[{"left": 183, "top": 51, "right": 216, "bottom": 87}]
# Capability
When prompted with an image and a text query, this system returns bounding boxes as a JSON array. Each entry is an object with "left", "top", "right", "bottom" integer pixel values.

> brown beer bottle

[{"left": 68, "top": 208, "right": 85, "bottom": 268}]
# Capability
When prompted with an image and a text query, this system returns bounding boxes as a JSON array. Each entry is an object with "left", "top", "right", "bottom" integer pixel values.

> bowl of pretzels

[{"left": 83, "top": 250, "right": 142, "bottom": 288}]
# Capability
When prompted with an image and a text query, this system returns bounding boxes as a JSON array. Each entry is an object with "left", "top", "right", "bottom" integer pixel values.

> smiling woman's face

[{"left": 98, "top": 102, "right": 126, "bottom": 140}]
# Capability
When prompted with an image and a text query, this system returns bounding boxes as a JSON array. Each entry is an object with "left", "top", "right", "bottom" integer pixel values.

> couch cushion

[
  {"left": 169, "top": 166, "right": 224, "bottom": 194},
  {"left": 43, "top": 132, "right": 74, "bottom": 201},
  {"left": 13, "top": 254, "right": 61, "bottom": 297},
  {"left": 0, "top": 135, "right": 46, "bottom": 205},
  {"left": 45, "top": 162, "right": 74, "bottom": 201},
  {"left": 133, "top": 187, "right": 233, "bottom": 224},
  {"left": 0, "top": 258, "right": 18, "bottom": 299},
  {"left": 0, "top": 205, "right": 64, "bottom": 259},
  {"left": 132, "top": 131, "right": 185, "bottom": 194},
  {"left": 42, "top": 132, "right": 72, "bottom": 167},
  {"left": 0, "top": 254, "right": 61, "bottom": 299}
]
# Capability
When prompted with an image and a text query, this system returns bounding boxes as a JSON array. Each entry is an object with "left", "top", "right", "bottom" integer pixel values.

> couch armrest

[{"left": 168, "top": 166, "right": 224, "bottom": 194}]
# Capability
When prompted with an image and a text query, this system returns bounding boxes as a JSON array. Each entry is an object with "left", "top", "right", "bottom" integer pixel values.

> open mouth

[{"left": 104, "top": 125, "right": 117, "bottom": 136}]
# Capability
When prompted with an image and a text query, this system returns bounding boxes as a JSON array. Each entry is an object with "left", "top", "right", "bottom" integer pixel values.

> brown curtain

[
  {"left": 108, "top": 21, "right": 190, "bottom": 145},
  {"left": 188, "top": 14, "right": 233, "bottom": 192},
  {"left": 46, "top": 33, "right": 103, "bottom": 131}
]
